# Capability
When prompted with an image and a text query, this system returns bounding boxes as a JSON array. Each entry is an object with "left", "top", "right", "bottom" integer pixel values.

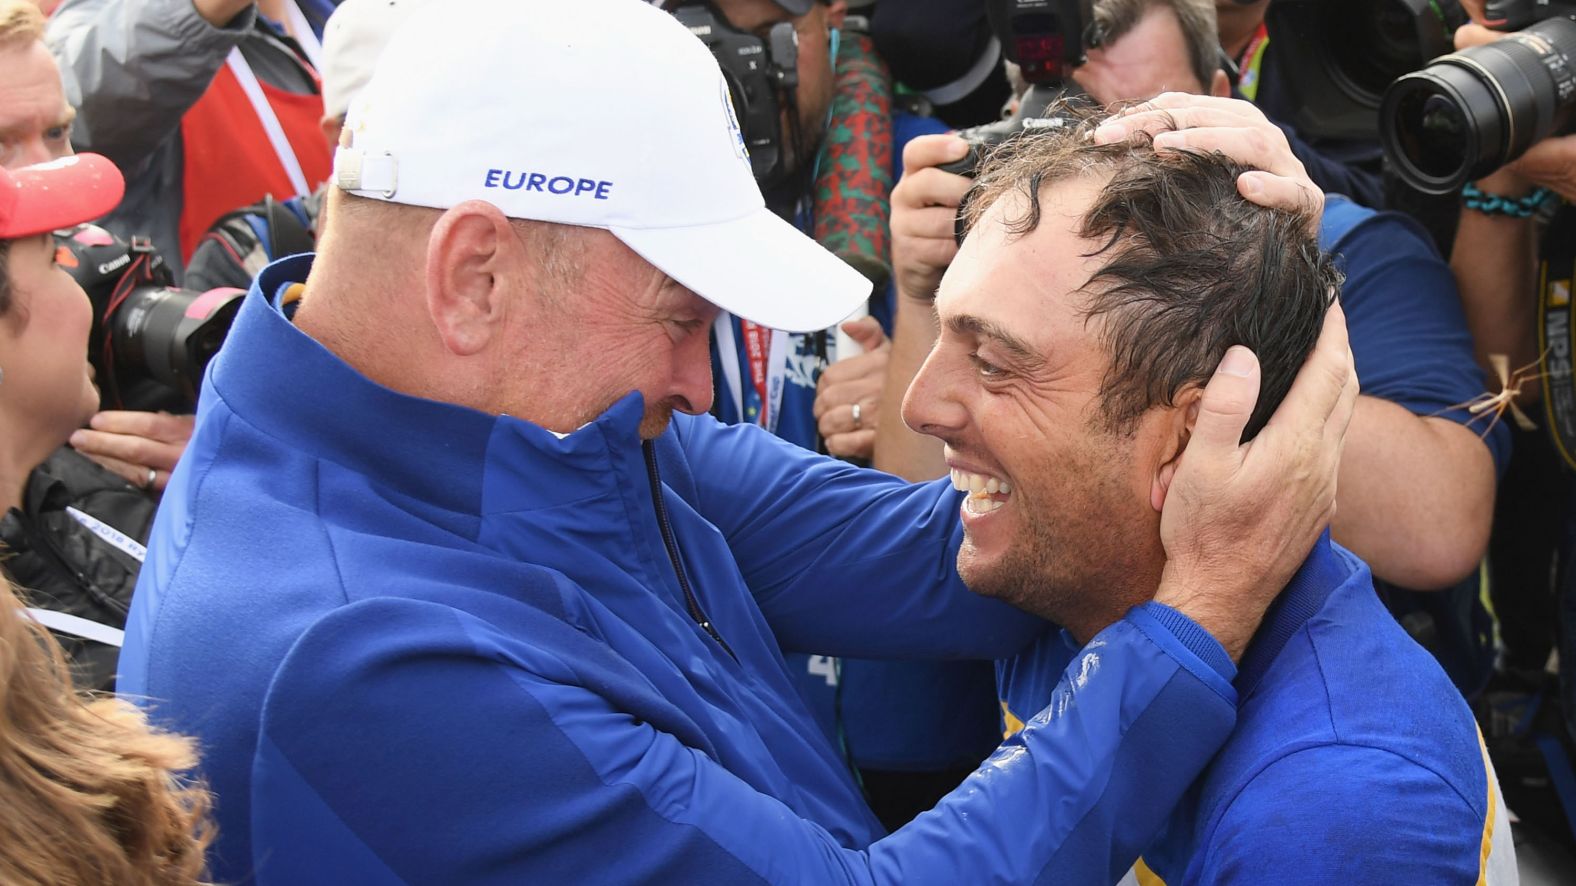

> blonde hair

[
  {"left": 0, "top": 578, "right": 213, "bottom": 885},
  {"left": 0, "top": 0, "right": 44, "bottom": 49}
]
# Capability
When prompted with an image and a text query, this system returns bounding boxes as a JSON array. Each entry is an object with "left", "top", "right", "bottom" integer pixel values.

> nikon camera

[
  {"left": 56, "top": 224, "right": 244, "bottom": 411},
  {"left": 1382, "top": 0, "right": 1576, "bottom": 194}
]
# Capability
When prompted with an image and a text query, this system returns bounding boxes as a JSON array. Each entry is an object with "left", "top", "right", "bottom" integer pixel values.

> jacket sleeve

[
  {"left": 251, "top": 597, "right": 1238, "bottom": 885},
  {"left": 670, "top": 414, "right": 1043, "bottom": 660},
  {"left": 46, "top": 0, "right": 254, "bottom": 175}
]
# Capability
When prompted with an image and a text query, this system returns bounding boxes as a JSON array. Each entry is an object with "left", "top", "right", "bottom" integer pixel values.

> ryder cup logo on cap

[
  {"left": 334, "top": 0, "right": 870, "bottom": 334},
  {"left": 720, "top": 78, "right": 750, "bottom": 165}
]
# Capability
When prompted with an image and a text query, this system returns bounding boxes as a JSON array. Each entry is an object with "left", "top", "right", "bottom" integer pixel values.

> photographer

[
  {"left": 878, "top": 0, "right": 1506, "bottom": 693},
  {"left": 0, "top": 154, "right": 155, "bottom": 694}
]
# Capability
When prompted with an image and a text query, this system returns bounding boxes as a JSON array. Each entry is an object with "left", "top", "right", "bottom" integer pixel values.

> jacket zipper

[{"left": 643, "top": 440, "right": 737, "bottom": 662}]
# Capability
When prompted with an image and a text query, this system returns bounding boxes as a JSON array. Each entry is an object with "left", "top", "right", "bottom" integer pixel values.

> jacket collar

[
  {"left": 1234, "top": 530, "right": 1349, "bottom": 699},
  {"left": 209, "top": 256, "right": 653, "bottom": 524}
]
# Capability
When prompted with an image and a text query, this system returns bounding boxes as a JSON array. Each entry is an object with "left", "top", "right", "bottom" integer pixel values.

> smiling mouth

[{"left": 950, "top": 468, "right": 1013, "bottom": 514}]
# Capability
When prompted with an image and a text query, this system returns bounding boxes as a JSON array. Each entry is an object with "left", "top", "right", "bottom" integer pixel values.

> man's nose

[
  {"left": 901, "top": 349, "right": 968, "bottom": 441},
  {"left": 672, "top": 329, "right": 715, "bottom": 415}
]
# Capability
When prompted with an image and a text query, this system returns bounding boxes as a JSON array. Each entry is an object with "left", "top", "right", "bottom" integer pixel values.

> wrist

[{"left": 1153, "top": 566, "right": 1255, "bottom": 662}]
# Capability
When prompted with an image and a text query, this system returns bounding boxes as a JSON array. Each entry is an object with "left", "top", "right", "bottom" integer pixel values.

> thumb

[
  {"left": 842, "top": 316, "right": 887, "bottom": 351},
  {"left": 1189, "top": 346, "right": 1261, "bottom": 456},
  {"left": 1455, "top": 23, "right": 1499, "bottom": 50}
]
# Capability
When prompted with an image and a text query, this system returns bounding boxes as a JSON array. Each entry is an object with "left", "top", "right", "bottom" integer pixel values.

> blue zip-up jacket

[
  {"left": 1000, "top": 537, "right": 1518, "bottom": 884},
  {"left": 121, "top": 256, "right": 1243, "bottom": 884}
]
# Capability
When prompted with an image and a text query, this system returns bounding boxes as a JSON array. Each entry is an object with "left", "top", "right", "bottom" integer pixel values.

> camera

[
  {"left": 1265, "top": 0, "right": 1465, "bottom": 143},
  {"left": 672, "top": 2, "right": 799, "bottom": 187},
  {"left": 1382, "top": 3, "right": 1576, "bottom": 194},
  {"left": 56, "top": 224, "right": 244, "bottom": 410},
  {"left": 939, "top": 0, "right": 1099, "bottom": 178}
]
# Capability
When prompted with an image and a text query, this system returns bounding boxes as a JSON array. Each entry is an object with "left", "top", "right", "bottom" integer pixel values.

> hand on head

[
  {"left": 1153, "top": 303, "right": 1358, "bottom": 661},
  {"left": 1092, "top": 93, "right": 1324, "bottom": 228}
]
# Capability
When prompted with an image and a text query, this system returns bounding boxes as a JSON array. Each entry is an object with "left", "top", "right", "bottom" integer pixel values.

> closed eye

[{"left": 969, "top": 352, "right": 1005, "bottom": 378}]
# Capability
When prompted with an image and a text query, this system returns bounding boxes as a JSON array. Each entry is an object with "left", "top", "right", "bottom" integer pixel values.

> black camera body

[
  {"left": 1382, "top": 4, "right": 1576, "bottom": 193},
  {"left": 672, "top": 3, "right": 799, "bottom": 187},
  {"left": 939, "top": 0, "right": 1098, "bottom": 178},
  {"left": 1266, "top": 0, "right": 1465, "bottom": 142},
  {"left": 56, "top": 224, "right": 244, "bottom": 410}
]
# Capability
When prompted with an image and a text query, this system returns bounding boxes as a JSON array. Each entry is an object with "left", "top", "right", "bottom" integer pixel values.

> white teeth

[
  {"left": 951, "top": 469, "right": 1011, "bottom": 501},
  {"left": 964, "top": 495, "right": 1005, "bottom": 515}
]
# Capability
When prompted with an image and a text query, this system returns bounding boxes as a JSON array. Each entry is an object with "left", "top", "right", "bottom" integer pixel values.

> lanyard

[
  {"left": 66, "top": 505, "right": 146, "bottom": 563},
  {"left": 1236, "top": 22, "right": 1271, "bottom": 103},
  {"left": 224, "top": 47, "right": 312, "bottom": 197},
  {"left": 715, "top": 315, "right": 788, "bottom": 433},
  {"left": 22, "top": 607, "right": 125, "bottom": 648},
  {"left": 279, "top": 0, "right": 324, "bottom": 70}
]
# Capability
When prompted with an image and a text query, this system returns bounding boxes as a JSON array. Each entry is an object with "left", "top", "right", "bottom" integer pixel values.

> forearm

[
  {"left": 872, "top": 293, "right": 947, "bottom": 481},
  {"left": 48, "top": 0, "right": 253, "bottom": 171},
  {"left": 1332, "top": 397, "right": 1495, "bottom": 589},
  {"left": 1450, "top": 173, "right": 1540, "bottom": 380}
]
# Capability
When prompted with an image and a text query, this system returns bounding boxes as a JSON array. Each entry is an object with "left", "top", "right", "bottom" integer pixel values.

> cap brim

[
  {"left": 1, "top": 154, "right": 125, "bottom": 240},
  {"left": 612, "top": 207, "right": 870, "bottom": 333}
]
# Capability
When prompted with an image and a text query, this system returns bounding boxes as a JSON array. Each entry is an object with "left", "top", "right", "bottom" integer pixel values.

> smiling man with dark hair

[{"left": 902, "top": 112, "right": 1515, "bottom": 884}]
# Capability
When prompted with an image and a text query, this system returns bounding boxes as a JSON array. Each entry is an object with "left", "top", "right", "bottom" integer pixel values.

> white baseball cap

[
  {"left": 334, "top": 0, "right": 870, "bottom": 333},
  {"left": 319, "top": 0, "right": 438, "bottom": 121}
]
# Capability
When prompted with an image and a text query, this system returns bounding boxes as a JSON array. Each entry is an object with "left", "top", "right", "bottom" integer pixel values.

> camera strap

[
  {"left": 1235, "top": 22, "right": 1271, "bottom": 101},
  {"left": 1537, "top": 206, "right": 1576, "bottom": 470}
]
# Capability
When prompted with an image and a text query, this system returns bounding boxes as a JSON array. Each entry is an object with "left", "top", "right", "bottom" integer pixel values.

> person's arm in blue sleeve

[
  {"left": 1326, "top": 203, "right": 1502, "bottom": 589},
  {"left": 47, "top": 0, "right": 255, "bottom": 176},
  {"left": 1190, "top": 745, "right": 1496, "bottom": 884},
  {"left": 672, "top": 413, "right": 1040, "bottom": 660},
  {"left": 250, "top": 595, "right": 1238, "bottom": 885}
]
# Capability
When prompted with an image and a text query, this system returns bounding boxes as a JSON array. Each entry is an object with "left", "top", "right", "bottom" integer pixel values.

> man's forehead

[{"left": 937, "top": 177, "right": 1110, "bottom": 352}]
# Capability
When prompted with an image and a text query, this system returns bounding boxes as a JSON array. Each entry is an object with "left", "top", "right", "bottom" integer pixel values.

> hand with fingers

[
  {"left": 1153, "top": 304, "right": 1360, "bottom": 661},
  {"left": 891, "top": 134, "right": 975, "bottom": 303},
  {"left": 815, "top": 317, "right": 890, "bottom": 459},
  {"left": 69, "top": 410, "right": 195, "bottom": 494},
  {"left": 1092, "top": 93, "right": 1325, "bottom": 227}
]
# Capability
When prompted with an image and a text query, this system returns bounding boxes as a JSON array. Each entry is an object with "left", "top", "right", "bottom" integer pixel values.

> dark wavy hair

[{"left": 962, "top": 107, "right": 1341, "bottom": 441}]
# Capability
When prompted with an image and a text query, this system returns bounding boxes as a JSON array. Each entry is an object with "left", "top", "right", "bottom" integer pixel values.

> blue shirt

[
  {"left": 120, "top": 256, "right": 1247, "bottom": 883},
  {"left": 999, "top": 536, "right": 1518, "bottom": 884}
]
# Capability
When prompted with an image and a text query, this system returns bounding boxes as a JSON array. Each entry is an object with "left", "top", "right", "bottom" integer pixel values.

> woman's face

[{"left": 1, "top": 234, "right": 98, "bottom": 446}]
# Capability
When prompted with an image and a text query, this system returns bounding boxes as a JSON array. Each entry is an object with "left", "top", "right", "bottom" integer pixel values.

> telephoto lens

[{"left": 1382, "top": 16, "right": 1576, "bottom": 194}]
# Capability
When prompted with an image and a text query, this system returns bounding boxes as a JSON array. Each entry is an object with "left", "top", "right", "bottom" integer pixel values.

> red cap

[{"left": 0, "top": 154, "right": 125, "bottom": 240}]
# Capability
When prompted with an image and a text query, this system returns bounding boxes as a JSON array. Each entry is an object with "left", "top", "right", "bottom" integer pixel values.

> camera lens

[
  {"left": 110, "top": 286, "right": 244, "bottom": 404},
  {"left": 1381, "top": 16, "right": 1576, "bottom": 194}
]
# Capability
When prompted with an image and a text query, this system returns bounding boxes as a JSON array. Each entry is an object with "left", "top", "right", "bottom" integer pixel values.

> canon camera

[{"left": 55, "top": 224, "right": 244, "bottom": 410}]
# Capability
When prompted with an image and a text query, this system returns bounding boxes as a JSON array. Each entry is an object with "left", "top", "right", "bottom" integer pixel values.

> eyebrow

[{"left": 946, "top": 313, "right": 1044, "bottom": 370}]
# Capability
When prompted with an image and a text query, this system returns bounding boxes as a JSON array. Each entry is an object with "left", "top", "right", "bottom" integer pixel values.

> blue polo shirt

[{"left": 998, "top": 535, "right": 1518, "bottom": 883}]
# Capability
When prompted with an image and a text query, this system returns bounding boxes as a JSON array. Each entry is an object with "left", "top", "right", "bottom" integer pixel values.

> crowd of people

[{"left": 1, "top": 0, "right": 1574, "bottom": 882}]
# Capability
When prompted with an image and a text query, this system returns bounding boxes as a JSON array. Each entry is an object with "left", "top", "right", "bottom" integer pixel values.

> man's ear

[
  {"left": 425, "top": 200, "right": 515, "bottom": 357},
  {"left": 1149, "top": 387, "right": 1204, "bottom": 513},
  {"left": 1210, "top": 69, "right": 1232, "bottom": 98}
]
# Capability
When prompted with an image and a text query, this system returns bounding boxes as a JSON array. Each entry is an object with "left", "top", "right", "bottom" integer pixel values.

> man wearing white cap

[{"left": 119, "top": 0, "right": 1355, "bottom": 881}]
